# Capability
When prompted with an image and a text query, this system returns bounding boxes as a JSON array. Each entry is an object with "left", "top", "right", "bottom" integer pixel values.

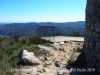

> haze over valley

[{"left": 0, "top": 21, "right": 85, "bottom": 37}]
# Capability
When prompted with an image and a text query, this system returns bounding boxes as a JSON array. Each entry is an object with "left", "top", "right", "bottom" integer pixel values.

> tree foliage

[
  {"left": 67, "top": 31, "right": 83, "bottom": 37},
  {"left": 0, "top": 35, "right": 50, "bottom": 75}
]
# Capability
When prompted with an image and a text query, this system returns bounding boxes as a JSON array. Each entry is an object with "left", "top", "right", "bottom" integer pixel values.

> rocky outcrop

[
  {"left": 38, "top": 45, "right": 55, "bottom": 56},
  {"left": 21, "top": 50, "right": 41, "bottom": 65},
  {"left": 38, "top": 56, "right": 47, "bottom": 62},
  {"left": 84, "top": 0, "right": 100, "bottom": 72},
  {"left": 16, "top": 41, "right": 79, "bottom": 75}
]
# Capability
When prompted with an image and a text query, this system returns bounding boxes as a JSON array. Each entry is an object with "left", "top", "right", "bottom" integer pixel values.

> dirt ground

[{"left": 15, "top": 41, "right": 80, "bottom": 75}]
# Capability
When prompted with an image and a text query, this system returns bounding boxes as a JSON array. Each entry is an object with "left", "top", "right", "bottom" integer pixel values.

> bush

[
  {"left": 0, "top": 34, "right": 50, "bottom": 74},
  {"left": 29, "top": 34, "right": 50, "bottom": 44},
  {"left": 54, "top": 32, "right": 61, "bottom": 36},
  {"left": 22, "top": 44, "right": 38, "bottom": 51},
  {"left": 67, "top": 31, "right": 83, "bottom": 37},
  {"left": 67, "top": 59, "right": 75, "bottom": 69},
  {"left": 20, "top": 36, "right": 30, "bottom": 45}
]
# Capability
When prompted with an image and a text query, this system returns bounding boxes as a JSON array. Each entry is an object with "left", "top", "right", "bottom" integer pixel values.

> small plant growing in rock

[
  {"left": 77, "top": 42, "right": 81, "bottom": 45},
  {"left": 66, "top": 59, "right": 75, "bottom": 69},
  {"left": 74, "top": 49, "right": 81, "bottom": 52}
]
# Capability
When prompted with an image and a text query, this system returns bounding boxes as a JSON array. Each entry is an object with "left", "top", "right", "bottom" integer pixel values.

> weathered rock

[
  {"left": 53, "top": 58, "right": 60, "bottom": 62},
  {"left": 38, "top": 45, "right": 55, "bottom": 56},
  {"left": 16, "top": 41, "right": 75, "bottom": 75},
  {"left": 84, "top": 0, "right": 100, "bottom": 72},
  {"left": 59, "top": 42, "right": 65, "bottom": 45},
  {"left": 64, "top": 40, "right": 67, "bottom": 43},
  {"left": 54, "top": 42, "right": 60, "bottom": 45},
  {"left": 69, "top": 40, "right": 73, "bottom": 44},
  {"left": 64, "top": 54, "right": 69, "bottom": 59},
  {"left": 37, "top": 73, "right": 41, "bottom": 75},
  {"left": 61, "top": 60, "right": 67, "bottom": 65},
  {"left": 77, "top": 46, "right": 83, "bottom": 51},
  {"left": 37, "top": 69, "right": 44, "bottom": 73},
  {"left": 42, "top": 68, "right": 46, "bottom": 72},
  {"left": 38, "top": 56, "right": 47, "bottom": 62},
  {"left": 59, "top": 47, "right": 64, "bottom": 51},
  {"left": 55, "top": 61, "right": 61, "bottom": 67},
  {"left": 43, "top": 61, "right": 52, "bottom": 67},
  {"left": 21, "top": 50, "right": 41, "bottom": 65},
  {"left": 71, "top": 52, "right": 80, "bottom": 60}
]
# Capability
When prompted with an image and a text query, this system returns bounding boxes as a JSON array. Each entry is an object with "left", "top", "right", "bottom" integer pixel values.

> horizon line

[{"left": 0, "top": 21, "right": 85, "bottom": 23}]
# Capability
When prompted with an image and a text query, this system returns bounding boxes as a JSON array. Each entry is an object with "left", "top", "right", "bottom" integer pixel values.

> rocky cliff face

[{"left": 84, "top": 0, "right": 100, "bottom": 72}]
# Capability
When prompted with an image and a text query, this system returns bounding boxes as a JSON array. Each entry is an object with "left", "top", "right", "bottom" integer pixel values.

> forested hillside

[{"left": 0, "top": 21, "right": 85, "bottom": 36}]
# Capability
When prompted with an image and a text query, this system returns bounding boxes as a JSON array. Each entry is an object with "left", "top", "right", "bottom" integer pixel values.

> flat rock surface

[
  {"left": 71, "top": 52, "right": 81, "bottom": 60},
  {"left": 42, "top": 36, "right": 84, "bottom": 42}
]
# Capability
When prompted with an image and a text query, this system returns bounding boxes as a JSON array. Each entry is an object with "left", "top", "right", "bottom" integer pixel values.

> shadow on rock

[{"left": 66, "top": 49, "right": 98, "bottom": 75}]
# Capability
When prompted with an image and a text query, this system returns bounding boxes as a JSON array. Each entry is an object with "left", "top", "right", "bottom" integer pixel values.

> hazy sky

[{"left": 0, "top": 0, "right": 86, "bottom": 23}]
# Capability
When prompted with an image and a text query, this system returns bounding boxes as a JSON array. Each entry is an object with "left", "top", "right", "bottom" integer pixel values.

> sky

[{"left": 0, "top": 0, "right": 87, "bottom": 23}]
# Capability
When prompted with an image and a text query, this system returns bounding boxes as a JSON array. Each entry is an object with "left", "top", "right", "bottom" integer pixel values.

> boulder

[
  {"left": 59, "top": 42, "right": 65, "bottom": 45},
  {"left": 55, "top": 61, "right": 61, "bottom": 67},
  {"left": 64, "top": 54, "right": 69, "bottom": 59},
  {"left": 43, "top": 61, "right": 52, "bottom": 67},
  {"left": 59, "top": 47, "right": 66, "bottom": 52},
  {"left": 42, "top": 68, "right": 46, "bottom": 72},
  {"left": 71, "top": 52, "right": 80, "bottom": 60},
  {"left": 37, "top": 68, "right": 46, "bottom": 73},
  {"left": 59, "top": 47, "right": 64, "bottom": 51},
  {"left": 21, "top": 50, "right": 41, "bottom": 65},
  {"left": 54, "top": 42, "right": 60, "bottom": 45},
  {"left": 38, "top": 56, "right": 47, "bottom": 62},
  {"left": 77, "top": 46, "right": 83, "bottom": 51},
  {"left": 38, "top": 45, "right": 55, "bottom": 56},
  {"left": 64, "top": 40, "right": 67, "bottom": 43}
]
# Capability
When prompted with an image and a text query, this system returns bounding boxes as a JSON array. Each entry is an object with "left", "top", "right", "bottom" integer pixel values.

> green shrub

[
  {"left": 74, "top": 49, "right": 81, "bottom": 52},
  {"left": 29, "top": 34, "right": 49, "bottom": 44},
  {"left": 67, "top": 59, "right": 75, "bottom": 69},
  {"left": 20, "top": 36, "right": 29, "bottom": 45},
  {"left": 67, "top": 31, "right": 83, "bottom": 37},
  {"left": 40, "top": 43, "right": 51, "bottom": 47},
  {"left": 54, "top": 32, "right": 61, "bottom": 36},
  {"left": 0, "top": 34, "right": 51, "bottom": 74},
  {"left": 22, "top": 44, "right": 38, "bottom": 51}
]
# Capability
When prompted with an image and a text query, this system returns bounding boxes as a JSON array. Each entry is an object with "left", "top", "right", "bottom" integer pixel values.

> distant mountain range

[{"left": 0, "top": 21, "right": 85, "bottom": 37}]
